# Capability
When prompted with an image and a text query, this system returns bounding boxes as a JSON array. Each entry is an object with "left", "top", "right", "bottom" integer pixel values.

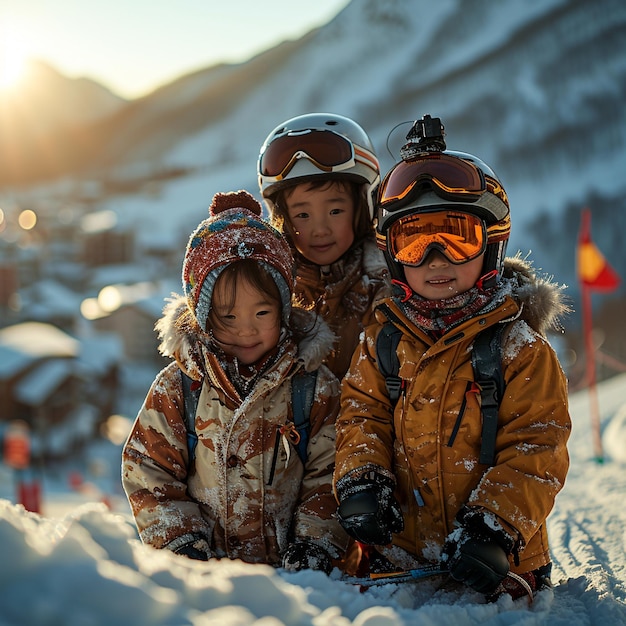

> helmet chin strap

[
  {"left": 476, "top": 269, "right": 499, "bottom": 291},
  {"left": 391, "top": 279, "right": 413, "bottom": 302}
]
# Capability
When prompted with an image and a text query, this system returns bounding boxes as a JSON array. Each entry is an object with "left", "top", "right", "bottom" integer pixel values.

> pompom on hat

[{"left": 182, "top": 190, "right": 294, "bottom": 330}]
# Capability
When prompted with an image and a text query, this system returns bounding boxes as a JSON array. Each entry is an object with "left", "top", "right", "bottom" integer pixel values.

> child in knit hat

[{"left": 122, "top": 190, "right": 348, "bottom": 573}]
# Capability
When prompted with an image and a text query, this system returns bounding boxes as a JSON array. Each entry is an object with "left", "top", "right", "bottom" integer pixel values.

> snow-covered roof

[
  {"left": 88, "top": 265, "right": 148, "bottom": 291},
  {"left": 20, "top": 279, "right": 83, "bottom": 320},
  {"left": 0, "top": 323, "right": 79, "bottom": 379},
  {"left": 0, "top": 322, "right": 79, "bottom": 358},
  {"left": 131, "top": 293, "right": 169, "bottom": 319},
  {"left": 14, "top": 359, "right": 74, "bottom": 406},
  {"left": 0, "top": 345, "right": 33, "bottom": 379},
  {"left": 78, "top": 332, "right": 124, "bottom": 374}
]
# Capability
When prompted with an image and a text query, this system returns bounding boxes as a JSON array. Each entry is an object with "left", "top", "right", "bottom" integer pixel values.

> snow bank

[{"left": 1, "top": 374, "right": 626, "bottom": 625}]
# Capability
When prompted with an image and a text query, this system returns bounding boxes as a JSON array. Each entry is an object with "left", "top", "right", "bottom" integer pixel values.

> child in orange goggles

[{"left": 333, "top": 115, "right": 571, "bottom": 602}]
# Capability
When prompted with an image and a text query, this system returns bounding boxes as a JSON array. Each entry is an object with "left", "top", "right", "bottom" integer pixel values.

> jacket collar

[
  {"left": 295, "top": 236, "right": 388, "bottom": 286},
  {"left": 376, "top": 254, "right": 570, "bottom": 348}
]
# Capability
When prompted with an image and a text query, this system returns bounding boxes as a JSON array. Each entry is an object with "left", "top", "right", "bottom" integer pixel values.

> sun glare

[{"left": 0, "top": 26, "right": 30, "bottom": 91}]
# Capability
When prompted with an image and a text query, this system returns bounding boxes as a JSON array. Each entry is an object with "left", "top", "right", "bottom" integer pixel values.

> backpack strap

[
  {"left": 471, "top": 324, "right": 506, "bottom": 465},
  {"left": 182, "top": 368, "right": 318, "bottom": 468},
  {"left": 375, "top": 302, "right": 410, "bottom": 406},
  {"left": 291, "top": 370, "right": 318, "bottom": 464},
  {"left": 376, "top": 322, "right": 404, "bottom": 405},
  {"left": 181, "top": 371, "right": 202, "bottom": 463}
]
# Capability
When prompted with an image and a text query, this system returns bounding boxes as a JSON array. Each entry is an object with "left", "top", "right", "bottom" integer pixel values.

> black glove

[
  {"left": 442, "top": 511, "right": 514, "bottom": 594},
  {"left": 282, "top": 541, "right": 333, "bottom": 574},
  {"left": 336, "top": 471, "right": 404, "bottom": 545},
  {"left": 172, "top": 537, "right": 211, "bottom": 561}
]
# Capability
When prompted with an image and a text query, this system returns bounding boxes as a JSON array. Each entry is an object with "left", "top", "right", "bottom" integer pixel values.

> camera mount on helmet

[{"left": 400, "top": 114, "right": 447, "bottom": 160}]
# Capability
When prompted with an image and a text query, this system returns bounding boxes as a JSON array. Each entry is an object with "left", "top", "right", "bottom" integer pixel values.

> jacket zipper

[{"left": 447, "top": 381, "right": 480, "bottom": 447}]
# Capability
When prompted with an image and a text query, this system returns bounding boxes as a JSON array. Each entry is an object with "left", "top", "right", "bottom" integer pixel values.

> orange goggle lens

[
  {"left": 388, "top": 211, "right": 487, "bottom": 266},
  {"left": 259, "top": 129, "right": 355, "bottom": 181}
]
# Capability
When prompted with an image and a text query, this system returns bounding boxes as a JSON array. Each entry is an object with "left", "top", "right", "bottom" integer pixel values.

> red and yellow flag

[{"left": 577, "top": 208, "right": 620, "bottom": 291}]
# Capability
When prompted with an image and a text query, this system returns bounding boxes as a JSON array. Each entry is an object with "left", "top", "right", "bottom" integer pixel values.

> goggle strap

[{"left": 486, "top": 218, "right": 511, "bottom": 243}]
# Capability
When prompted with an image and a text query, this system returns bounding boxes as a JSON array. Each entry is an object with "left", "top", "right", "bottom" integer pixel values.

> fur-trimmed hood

[
  {"left": 155, "top": 294, "right": 336, "bottom": 380},
  {"left": 362, "top": 235, "right": 390, "bottom": 280},
  {"left": 500, "top": 254, "right": 571, "bottom": 337}
]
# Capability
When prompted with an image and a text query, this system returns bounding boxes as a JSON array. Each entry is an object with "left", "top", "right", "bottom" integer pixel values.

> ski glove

[
  {"left": 335, "top": 470, "right": 404, "bottom": 546},
  {"left": 282, "top": 541, "right": 333, "bottom": 575},
  {"left": 442, "top": 509, "right": 514, "bottom": 595}
]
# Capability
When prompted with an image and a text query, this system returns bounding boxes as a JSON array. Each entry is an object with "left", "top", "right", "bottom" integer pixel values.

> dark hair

[{"left": 270, "top": 178, "right": 372, "bottom": 247}]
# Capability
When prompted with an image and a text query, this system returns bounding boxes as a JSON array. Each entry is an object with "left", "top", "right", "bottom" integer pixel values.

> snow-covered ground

[{"left": 1, "top": 373, "right": 625, "bottom": 625}]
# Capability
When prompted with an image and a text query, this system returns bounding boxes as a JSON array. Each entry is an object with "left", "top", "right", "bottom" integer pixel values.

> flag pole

[
  {"left": 581, "top": 282, "right": 603, "bottom": 462},
  {"left": 577, "top": 207, "right": 621, "bottom": 463}
]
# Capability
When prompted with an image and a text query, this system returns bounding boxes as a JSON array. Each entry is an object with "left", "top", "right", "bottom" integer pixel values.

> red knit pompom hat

[{"left": 182, "top": 190, "right": 294, "bottom": 330}]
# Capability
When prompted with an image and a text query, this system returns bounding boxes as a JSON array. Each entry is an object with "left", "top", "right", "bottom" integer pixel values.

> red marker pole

[
  {"left": 576, "top": 208, "right": 621, "bottom": 463},
  {"left": 3, "top": 421, "right": 41, "bottom": 513}
]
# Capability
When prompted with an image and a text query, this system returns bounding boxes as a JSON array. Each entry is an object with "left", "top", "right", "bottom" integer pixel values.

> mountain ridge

[{"left": 0, "top": 0, "right": 624, "bottom": 299}]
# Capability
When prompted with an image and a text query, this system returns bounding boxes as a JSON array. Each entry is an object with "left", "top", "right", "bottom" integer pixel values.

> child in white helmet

[{"left": 258, "top": 113, "right": 391, "bottom": 381}]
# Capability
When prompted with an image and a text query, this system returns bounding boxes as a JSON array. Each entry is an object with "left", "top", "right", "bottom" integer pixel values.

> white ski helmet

[{"left": 258, "top": 113, "right": 380, "bottom": 219}]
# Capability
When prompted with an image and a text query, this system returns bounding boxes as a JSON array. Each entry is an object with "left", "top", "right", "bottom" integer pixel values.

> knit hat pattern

[{"left": 182, "top": 190, "right": 294, "bottom": 330}]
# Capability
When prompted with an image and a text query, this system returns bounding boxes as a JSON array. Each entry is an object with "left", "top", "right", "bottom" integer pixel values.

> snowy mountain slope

[
  {"left": 0, "top": 59, "right": 125, "bottom": 133},
  {"left": 0, "top": 34, "right": 315, "bottom": 185},
  {"left": 4, "top": 1, "right": 624, "bottom": 192},
  {"left": 75, "top": 34, "right": 319, "bottom": 169},
  {"left": 2, "top": 0, "right": 625, "bottom": 298},
  {"left": 0, "top": 60, "right": 126, "bottom": 184},
  {"left": 150, "top": 0, "right": 626, "bottom": 275}
]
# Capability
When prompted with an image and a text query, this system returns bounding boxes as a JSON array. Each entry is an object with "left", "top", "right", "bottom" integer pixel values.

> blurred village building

[
  {"left": 0, "top": 191, "right": 177, "bottom": 461},
  {"left": 0, "top": 322, "right": 121, "bottom": 460}
]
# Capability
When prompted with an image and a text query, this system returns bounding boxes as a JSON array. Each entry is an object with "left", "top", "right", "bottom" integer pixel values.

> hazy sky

[{"left": 0, "top": 0, "right": 350, "bottom": 99}]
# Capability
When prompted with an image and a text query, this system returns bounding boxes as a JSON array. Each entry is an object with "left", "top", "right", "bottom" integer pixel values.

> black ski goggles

[
  {"left": 378, "top": 153, "right": 508, "bottom": 209},
  {"left": 384, "top": 210, "right": 488, "bottom": 266},
  {"left": 259, "top": 129, "right": 376, "bottom": 182}
]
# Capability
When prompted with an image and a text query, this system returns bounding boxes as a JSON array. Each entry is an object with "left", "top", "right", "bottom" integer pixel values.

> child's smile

[{"left": 403, "top": 251, "right": 484, "bottom": 300}]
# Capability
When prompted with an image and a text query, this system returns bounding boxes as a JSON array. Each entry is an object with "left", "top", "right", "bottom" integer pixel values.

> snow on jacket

[
  {"left": 294, "top": 236, "right": 391, "bottom": 380},
  {"left": 122, "top": 296, "right": 348, "bottom": 565},
  {"left": 333, "top": 256, "right": 572, "bottom": 574}
]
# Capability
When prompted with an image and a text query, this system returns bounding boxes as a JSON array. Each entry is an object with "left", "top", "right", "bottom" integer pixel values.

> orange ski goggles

[{"left": 384, "top": 210, "right": 488, "bottom": 266}]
